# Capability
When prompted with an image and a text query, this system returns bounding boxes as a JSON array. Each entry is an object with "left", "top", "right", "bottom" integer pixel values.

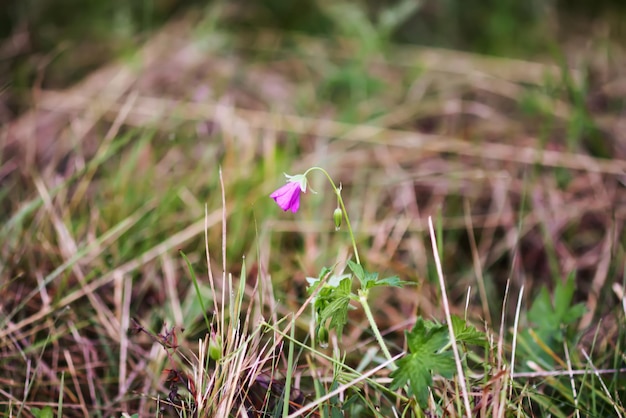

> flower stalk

[
  {"left": 271, "top": 167, "right": 395, "bottom": 367},
  {"left": 302, "top": 167, "right": 360, "bottom": 265}
]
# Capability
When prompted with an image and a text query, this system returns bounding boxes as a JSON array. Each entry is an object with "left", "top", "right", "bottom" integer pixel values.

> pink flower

[{"left": 270, "top": 174, "right": 307, "bottom": 213}]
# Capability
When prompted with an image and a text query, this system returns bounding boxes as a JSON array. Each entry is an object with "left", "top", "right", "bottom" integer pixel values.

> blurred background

[
  {"left": 2, "top": 0, "right": 626, "bottom": 350},
  {"left": 2, "top": 0, "right": 626, "bottom": 111},
  {"left": 2, "top": 0, "right": 626, "bottom": 345}
]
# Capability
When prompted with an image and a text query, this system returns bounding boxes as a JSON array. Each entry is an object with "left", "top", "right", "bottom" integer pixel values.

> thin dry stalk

[
  {"left": 31, "top": 94, "right": 626, "bottom": 176},
  {"left": 464, "top": 198, "right": 491, "bottom": 323},
  {"left": 286, "top": 354, "right": 403, "bottom": 418},
  {"left": 428, "top": 216, "right": 472, "bottom": 418},
  {"left": 581, "top": 349, "right": 625, "bottom": 418},
  {"left": 0, "top": 208, "right": 221, "bottom": 341},
  {"left": 494, "top": 280, "right": 510, "bottom": 418}
]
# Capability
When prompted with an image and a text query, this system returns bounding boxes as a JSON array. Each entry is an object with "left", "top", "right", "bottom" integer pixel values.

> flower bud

[
  {"left": 333, "top": 207, "right": 343, "bottom": 231},
  {"left": 317, "top": 326, "right": 329, "bottom": 348}
]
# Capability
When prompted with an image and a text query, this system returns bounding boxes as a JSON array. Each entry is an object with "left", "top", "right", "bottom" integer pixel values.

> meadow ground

[{"left": 1, "top": 3, "right": 626, "bottom": 417}]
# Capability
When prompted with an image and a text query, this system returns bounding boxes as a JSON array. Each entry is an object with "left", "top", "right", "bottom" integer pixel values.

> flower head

[{"left": 270, "top": 173, "right": 308, "bottom": 213}]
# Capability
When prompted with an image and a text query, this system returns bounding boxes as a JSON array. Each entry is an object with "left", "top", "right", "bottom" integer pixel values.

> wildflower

[{"left": 270, "top": 174, "right": 308, "bottom": 213}]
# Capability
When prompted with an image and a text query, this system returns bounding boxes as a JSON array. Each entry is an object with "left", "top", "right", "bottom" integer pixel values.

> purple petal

[{"left": 270, "top": 182, "right": 302, "bottom": 213}]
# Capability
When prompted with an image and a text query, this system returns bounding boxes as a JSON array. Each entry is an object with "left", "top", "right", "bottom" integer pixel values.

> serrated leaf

[
  {"left": 347, "top": 260, "right": 365, "bottom": 282},
  {"left": 319, "top": 278, "right": 353, "bottom": 336},
  {"left": 348, "top": 260, "right": 406, "bottom": 289},
  {"left": 528, "top": 286, "right": 553, "bottom": 326},
  {"left": 450, "top": 315, "right": 486, "bottom": 346},
  {"left": 554, "top": 272, "right": 576, "bottom": 312},
  {"left": 306, "top": 266, "right": 334, "bottom": 292},
  {"left": 528, "top": 275, "right": 585, "bottom": 334},
  {"left": 370, "top": 275, "right": 404, "bottom": 288},
  {"left": 524, "top": 273, "right": 586, "bottom": 358},
  {"left": 347, "top": 260, "right": 378, "bottom": 288},
  {"left": 554, "top": 272, "right": 585, "bottom": 326},
  {"left": 565, "top": 303, "right": 586, "bottom": 323},
  {"left": 390, "top": 318, "right": 456, "bottom": 406}
]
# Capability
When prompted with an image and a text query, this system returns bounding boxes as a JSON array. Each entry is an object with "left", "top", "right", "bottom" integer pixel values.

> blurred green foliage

[
  {"left": 4, "top": 0, "right": 626, "bottom": 55},
  {"left": 2, "top": 0, "right": 626, "bottom": 109}
]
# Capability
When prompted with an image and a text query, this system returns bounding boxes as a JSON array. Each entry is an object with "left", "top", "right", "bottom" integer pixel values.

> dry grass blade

[
  {"left": 25, "top": 94, "right": 626, "bottom": 176},
  {"left": 428, "top": 216, "right": 472, "bottom": 418}
]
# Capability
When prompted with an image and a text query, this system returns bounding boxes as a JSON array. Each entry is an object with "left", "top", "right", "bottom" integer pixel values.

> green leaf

[
  {"left": 347, "top": 260, "right": 406, "bottom": 290},
  {"left": 347, "top": 260, "right": 366, "bottom": 283},
  {"left": 318, "top": 278, "right": 353, "bottom": 336},
  {"left": 520, "top": 272, "right": 586, "bottom": 367},
  {"left": 527, "top": 286, "right": 553, "bottom": 326},
  {"left": 31, "top": 407, "right": 53, "bottom": 418},
  {"left": 371, "top": 275, "right": 404, "bottom": 288},
  {"left": 390, "top": 318, "right": 456, "bottom": 406},
  {"left": 553, "top": 271, "right": 585, "bottom": 326},
  {"left": 450, "top": 315, "right": 486, "bottom": 346},
  {"left": 527, "top": 273, "right": 585, "bottom": 343},
  {"left": 306, "top": 266, "right": 334, "bottom": 293}
]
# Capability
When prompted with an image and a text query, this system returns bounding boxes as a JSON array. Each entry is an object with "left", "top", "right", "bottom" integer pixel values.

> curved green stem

[
  {"left": 358, "top": 290, "right": 396, "bottom": 369},
  {"left": 304, "top": 167, "right": 360, "bottom": 265},
  {"left": 304, "top": 167, "right": 395, "bottom": 367}
]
